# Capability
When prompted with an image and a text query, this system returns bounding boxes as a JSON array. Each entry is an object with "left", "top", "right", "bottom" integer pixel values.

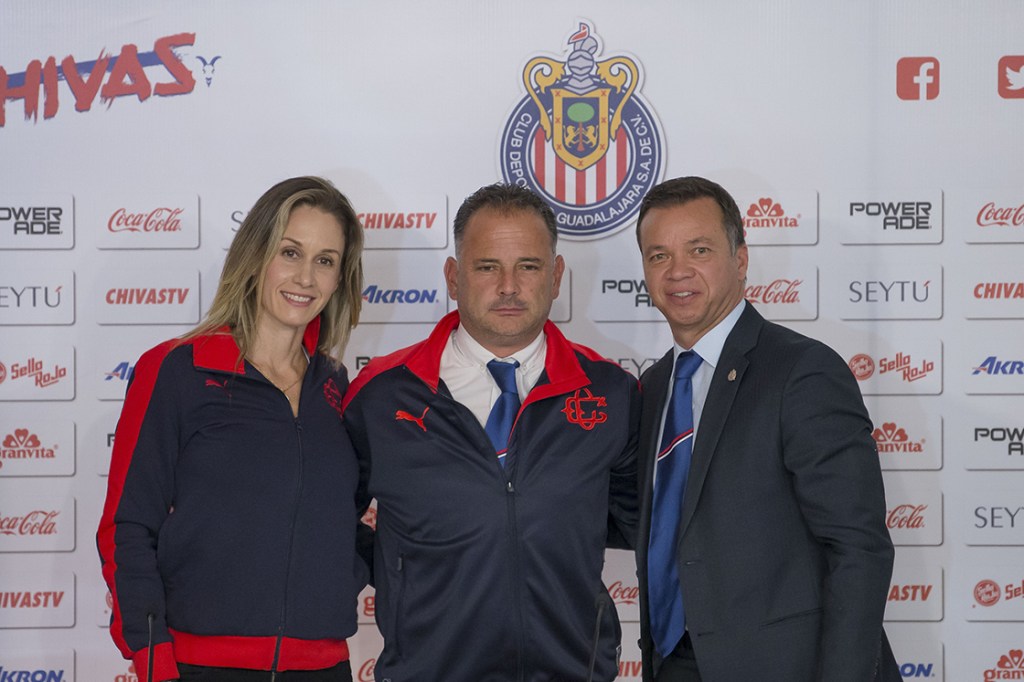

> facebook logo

[{"left": 897, "top": 57, "right": 940, "bottom": 100}]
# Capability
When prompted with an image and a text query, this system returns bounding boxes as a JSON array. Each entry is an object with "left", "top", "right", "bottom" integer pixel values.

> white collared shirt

[
  {"left": 439, "top": 324, "right": 547, "bottom": 428},
  {"left": 660, "top": 299, "right": 747, "bottom": 452}
]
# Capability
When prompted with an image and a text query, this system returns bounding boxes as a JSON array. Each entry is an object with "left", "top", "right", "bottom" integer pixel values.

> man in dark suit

[{"left": 634, "top": 176, "right": 901, "bottom": 681}]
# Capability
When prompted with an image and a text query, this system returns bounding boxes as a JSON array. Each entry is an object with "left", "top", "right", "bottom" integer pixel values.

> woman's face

[{"left": 258, "top": 205, "right": 345, "bottom": 337}]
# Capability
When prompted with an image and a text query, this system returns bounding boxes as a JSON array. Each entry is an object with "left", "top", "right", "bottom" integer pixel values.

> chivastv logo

[
  {"left": 974, "top": 282, "right": 1024, "bottom": 300},
  {"left": 498, "top": 21, "right": 664, "bottom": 239},
  {"left": 0, "top": 32, "right": 203, "bottom": 126},
  {"left": 356, "top": 212, "right": 439, "bottom": 230},
  {"left": 887, "top": 583, "right": 933, "bottom": 602}
]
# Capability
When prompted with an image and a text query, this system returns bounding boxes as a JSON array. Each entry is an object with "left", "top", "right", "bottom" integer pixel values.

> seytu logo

[{"left": 499, "top": 21, "right": 664, "bottom": 239}]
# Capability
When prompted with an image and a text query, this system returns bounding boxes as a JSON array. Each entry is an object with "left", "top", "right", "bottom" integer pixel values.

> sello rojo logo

[{"left": 498, "top": 21, "right": 664, "bottom": 240}]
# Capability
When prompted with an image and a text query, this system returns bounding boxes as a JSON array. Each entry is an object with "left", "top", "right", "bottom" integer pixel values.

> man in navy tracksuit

[{"left": 343, "top": 184, "right": 639, "bottom": 681}]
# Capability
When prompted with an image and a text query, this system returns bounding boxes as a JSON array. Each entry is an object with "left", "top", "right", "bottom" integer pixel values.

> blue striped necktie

[
  {"left": 648, "top": 350, "right": 703, "bottom": 657},
  {"left": 485, "top": 359, "right": 520, "bottom": 467}
]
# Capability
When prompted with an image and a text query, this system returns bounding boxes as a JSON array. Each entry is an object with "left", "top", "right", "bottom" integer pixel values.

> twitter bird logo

[
  {"left": 1006, "top": 64, "right": 1024, "bottom": 90},
  {"left": 999, "top": 56, "right": 1024, "bottom": 98}
]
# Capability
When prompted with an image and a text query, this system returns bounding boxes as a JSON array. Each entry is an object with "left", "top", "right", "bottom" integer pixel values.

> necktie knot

[
  {"left": 674, "top": 350, "right": 703, "bottom": 382},
  {"left": 487, "top": 359, "right": 520, "bottom": 395}
]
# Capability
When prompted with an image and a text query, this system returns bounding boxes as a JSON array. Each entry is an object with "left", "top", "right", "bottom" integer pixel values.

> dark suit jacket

[{"left": 637, "top": 304, "right": 901, "bottom": 682}]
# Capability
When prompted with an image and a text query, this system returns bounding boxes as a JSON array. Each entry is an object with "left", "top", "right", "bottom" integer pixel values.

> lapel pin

[{"left": 728, "top": 369, "right": 737, "bottom": 382}]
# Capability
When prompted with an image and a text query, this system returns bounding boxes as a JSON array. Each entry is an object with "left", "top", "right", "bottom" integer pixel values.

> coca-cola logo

[
  {"left": 975, "top": 579, "right": 1002, "bottom": 607},
  {"left": 977, "top": 202, "right": 1024, "bottom": 228},
  {"left": 886, "top": 504, "right": 926, "bottom": 530},
  {"left": 0, "top": 509, "right": 60, "bottom": 535},
  {"left": 849, "top": 354, "right": 875, "bottom": 380},
  {"left": 608, "top": 580, "right": 639, "bottom": 605},
  {"left": 357, "top": 658, "right": 375, "bottom": 682},
  {"left": 107, "top": 207, "right": 184, "bottom": 233},
  {"left": 744, "top": 279, "right": 802, "bottom": 305}
]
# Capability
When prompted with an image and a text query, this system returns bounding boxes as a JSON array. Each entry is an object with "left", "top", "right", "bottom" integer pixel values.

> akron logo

[{"left": 498, "top": 21, "right": 664, "bottom": 240}]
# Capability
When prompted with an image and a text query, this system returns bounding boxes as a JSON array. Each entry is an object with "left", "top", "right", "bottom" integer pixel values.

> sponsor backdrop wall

[{"left": 2, "top": 1, "right": 1023, "bottom": 680}]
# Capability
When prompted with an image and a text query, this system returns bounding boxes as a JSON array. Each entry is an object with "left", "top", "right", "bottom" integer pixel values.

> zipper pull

[{"left": 507, "top": 481, "right": 514, "bottom": 494}]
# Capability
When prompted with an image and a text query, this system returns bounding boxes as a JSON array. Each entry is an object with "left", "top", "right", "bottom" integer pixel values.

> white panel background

[{"left": 2, "top": 1, "right": 1023, "bottom": 680}]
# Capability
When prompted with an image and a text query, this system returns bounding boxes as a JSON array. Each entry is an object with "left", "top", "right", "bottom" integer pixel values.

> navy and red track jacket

[
  {"left": 97, "top": 320, "right": 366, "bottom": 682},
  {"left": 343, "top": 311, "right": 639, "bottom": 682}
]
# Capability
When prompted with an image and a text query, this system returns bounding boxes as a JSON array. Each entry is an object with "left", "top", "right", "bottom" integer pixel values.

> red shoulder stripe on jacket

[
  {"left": 342, "top": 311, "right": 460, "bottom": 411},
  {"left": 96, "top": 338, "right": 184, "bottom": 660}
]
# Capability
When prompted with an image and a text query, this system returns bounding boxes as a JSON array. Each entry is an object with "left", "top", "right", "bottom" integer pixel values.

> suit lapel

[{"left": 677, "top": 305, "right": 763, "bottom": 539}]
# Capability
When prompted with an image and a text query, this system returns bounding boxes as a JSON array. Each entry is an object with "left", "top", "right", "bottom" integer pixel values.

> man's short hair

[
  {"left": 453, "top": 183, "right": 558, "bottom": 254},
  {"left": 636, "top": 176, "right": 745, "bottom": 253}
]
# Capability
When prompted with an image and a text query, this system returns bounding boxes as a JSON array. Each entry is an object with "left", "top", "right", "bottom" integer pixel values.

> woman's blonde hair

[{"left": 188, "top": 176, "right": 363, "bottom": 360}]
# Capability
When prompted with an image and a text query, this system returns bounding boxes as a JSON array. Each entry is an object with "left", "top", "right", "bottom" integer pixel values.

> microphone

[
  {"left": 146, "top": 612, "right": 155, "bottom": 682},
  {"left": 587, "top": 591, "right": 613, "bottom": 682}
]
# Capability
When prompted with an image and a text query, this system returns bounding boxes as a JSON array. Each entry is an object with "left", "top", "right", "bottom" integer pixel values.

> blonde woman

[{"left": 98, "top": 176, "right": 366, "bottom": 682}]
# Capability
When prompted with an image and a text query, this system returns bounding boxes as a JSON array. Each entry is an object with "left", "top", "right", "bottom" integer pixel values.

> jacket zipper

[
  {"left": 504, "top": 450, "right": 527, "bottom": 682},
  {"left": 270, "top": 404, "right": 306, "bottom": 677}
]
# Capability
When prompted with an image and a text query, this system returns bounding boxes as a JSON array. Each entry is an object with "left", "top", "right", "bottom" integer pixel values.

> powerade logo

[
  {"left": 498, "top": 21, "right": 664, "bottom": 240},
  {"left": 0, "top": 33, "right": 200, "bottom": 126}
]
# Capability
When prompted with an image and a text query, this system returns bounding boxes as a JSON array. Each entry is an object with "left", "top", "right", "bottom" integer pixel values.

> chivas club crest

[
  {"left": 562, "top": 388, "right": 608, "bottom": 431},
  {"left": 499, "top": 21, "right": 664, "bottom": 239}
]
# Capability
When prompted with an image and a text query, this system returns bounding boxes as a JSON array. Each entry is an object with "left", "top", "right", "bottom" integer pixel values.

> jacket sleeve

[
  {"left": 342, "top": 385, "right": 376, "bottom": 588},
  {"left": 780, "top": 342, "right": 894, "bottom": 682},
  {"left": 96, "top": 342, "right": 182, "bottom": 682},
  {"left": 606, "top": 376, "right": 641, "bottom": 550}
]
